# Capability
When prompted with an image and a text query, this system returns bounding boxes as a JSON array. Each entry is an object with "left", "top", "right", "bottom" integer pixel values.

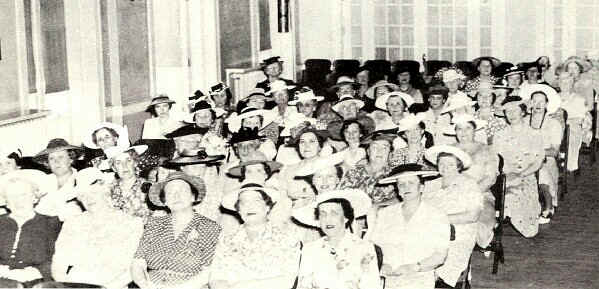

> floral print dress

[
  {"left": 110, "top": 177, "right": 151, "bottom": 220},
  {"left": 338, "top": 165, "right": 395, "bottom": 205}
]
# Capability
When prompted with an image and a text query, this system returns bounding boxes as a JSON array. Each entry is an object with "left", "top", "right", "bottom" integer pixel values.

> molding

[{"left": 14, "top": 0, "right": 28, "bottom": 113}]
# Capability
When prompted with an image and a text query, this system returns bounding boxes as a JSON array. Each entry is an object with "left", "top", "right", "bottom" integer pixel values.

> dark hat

[
  {"left": 166, "top": 147, "right": 225, "bottom": 166},
  {"left": 209, "top": 82, "right": 229, "bottom": 95},
  {"left": 190, "top": 100, "right": 214, "bottom": 113},
  {"left": 227, "top": 151, "right": 283, "bottom": 178},
  {"left": 408, "top": 102, "right": 429, "bottom": 114},
  {"left": 287, "top": 123, "right": 329, "bottom": 146},
  {"left": 502, "top": 65, "right": 525, "bottom": 78},
  {"left": 164, "top": 125, "right": 206, "bottom": 139},
  {"left": 189, "top": 90, "right": 205, "bottom": 102},
  {"left": 148, "top": 172, "right": 206, "bottom": 207},
  {"left": 424, "top": 84, "right": 449, "bottom": 98},
  {"left": 134, "top": 139, "right": 176, "bottom": 159},
  {"left": 360, "top": 131, "right": 397, "bottom": 146},
  {"left": 472, "top": 56, "right": 501, "bottom": 68},
  {"left": 260, "top": 56, "right": 283, "bottom": 68},
  {"left": 327, "top": 115, "right": 376, "bottom": 141},
  {"left": 379, "top": 163, "right": 439, "bottom": 184},
  {"left": 229, "top": 127, "right": 264, "bottom": 145},
  {"left": 145, "top": 95, "right": 175, "bottom": 113},
  {"left": 33, "top": 138, "right": 83, "bottom": 163}
]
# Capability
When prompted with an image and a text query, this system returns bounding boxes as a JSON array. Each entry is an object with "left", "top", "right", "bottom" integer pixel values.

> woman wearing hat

[
  {"left": 293, "top": 189, "right": 380, "bottom": 289},
  {"left": 326, "top": 117, "right": 375, "bottom": 169},
  {"left": 327, "top": 76, "right": 365, "bottom": 121},
  {"left": 473, "top": 85, "right": 508, "bottom": 144},
  {"left": 52, "top": 168, "right": 143, "bottom": 288},
  {"left": 289, "top": 87, "right": 325, "bottom": 119},
  {"left": 266, "top": 80, "right": 301, "bottom": 127},
  {"left": 368, "top": 164, "right": 449, "bottom": 289},
  {"left": 422, "top": 85, "right": 453, "bottom": 145},
  {"left": 370, "top": 91, "right": 414, "bottom": 131},
  {"left": 82, "top": 122, "right": 131, "bottom": 170},
  {"left": 446, "top": 115, "right": 498, "bottom": 247},
  {"left": 210, "top": 183, "right": 300, "bottom": 289},
  {"left": 492, "top": 96, "right": 544, "bottom": 237},
  {"left": 183, "top": 100, "right": 227, "bottom": 138},
  {"left": 502, "top": 65, "right": 525, "bottom": 96},
  {"left": 392, "top": 65, "right": 424, "bottom": 104},
  {"left": 0, "top": 149, "right": 22, "bottom": 176},
  {"left": 436, "top": 67, "right": 467, "bottom": 102},
  {"left": 562, "top": 56, "right": 594, "bottom": 110},
  {"left": 523, "top": 85, "right": 563, "bottom": 224},
  {"left": 388, "top": 113, "right": 433, "bottom": 169},
  {"left": 225, "top": 106, "right": 279, "bottom": 147},
  {"left": 131, "top": 172, "right": 221, "bottom": 289},
  {"left": 465, "top": 57, "right": 501, "bottom": 96},
  {"left": 142, "top": 94, "right": 184, "bottom": 140},
  {"left": 364, "top": 80, "right": 399, "bottom": 112},
  {"left": 33, "top": 139, "right": 84, "bottom": 221},
  {"left": 0, "top": 171, "right": 62, "bottom": 286},
  {"left": 422, "top": 145, "right": 482, "bottom": 287},
  {"left": 256, "top": 56, "right": 294, "bottom": 93},
  {"left": 104, "top": 145, "right": 152, "bottom": 219}
]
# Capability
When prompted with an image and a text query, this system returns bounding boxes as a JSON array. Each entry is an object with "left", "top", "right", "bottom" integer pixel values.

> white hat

[
  {"left": 288, "top": 88, "right": 324, "bottom": 106},
  {"left": 440, "top": 93, "right": 476, "bottom": 114},
  {"left": 104, "top": 145, "right": 148, "bottom": 160},
  {"left": 331, "top": 95, "right": 365, "bottom": 114},
  {"left": 221, "top": 183, "right": 281, "bottom": 211},
  {"left": 375, "top": 91, "right": 414, "bottom": 111},
  {"left": 442, "top": 69, "right": 466, "bottom": 83},
  {"left": 84, "top": 122, "right": 130, "bottom": 150},
  {"left": 294, "top": 152, "right": 346, "bottom": 177},
  {"left": 365, "top": 80, "right": 399, "bottom": 99},
  {"left": 266, "top": 80, "right": 296, "bottom": 95},
  {"left": 519, "top": 84, "right": 561, "bottom": 114},
  {"left": 444, "top": 114, "right": 487, "bottom": 135},
  {"left": 424, "top": 145, "right": 472, "bottom": 169},
  {"left": 396, "top": 113, "right": 427, "bottom": 133},
  {"left": 0, "top": 169, "right": 52, "bottom": 204},
  {"left": 291, "top": 189, "right": 372, "bottom": 228},
  {"left": 225, "top": 107, "right": 277, "bottom": 133}
]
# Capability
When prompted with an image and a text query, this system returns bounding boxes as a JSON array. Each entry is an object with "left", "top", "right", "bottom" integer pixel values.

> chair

[
  {"left": 302, "top": 59, "right": 332, "bottom": 94},
  {"left": 425, "top": 60, "right": 452, "bottom": 77},
  {"left": 558, "top": 123, "right": 570, "bottom": 200},
  {"left": 374, "top": 244, "right": 386, "bottom": 289},
  {"left": 392, "top": 60, "right": 421, "bottom": 74},
  {"left": 453, "top": 61, "right": 475, "bottom": 78},
  {"left": 435, "top": 224, "right": 471, "bottom": 289},
  {"left": 494, "top": 62, "right": 514, "bottom": 78},
  {"left": 365, "top": 59, "right": 392, "bottom": 78},
  {"left": 332, "top": 59, "right": 361, "bottom": 77},
  {"left": 480, "top": 154, "right": 506, "bottom": 274}
]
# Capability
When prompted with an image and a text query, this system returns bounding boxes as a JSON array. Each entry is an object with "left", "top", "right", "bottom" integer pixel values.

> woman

[
  {"left": 437, "top": 67, "right": 467, "bottom": 103},
  {"left": 422, "top": 85, "right": 454, "bottom": 145},
  {"left": 142, "top": 95, "right": 184, "bottom": 139},
  {"left": 392, "top": 65, "right": 424, "bottom": 104},
  {"left": 131, "top": 172, "right": 221, "bottom": 289},
  {"left": 52, "top": 168, "right": 143, "bottom": 288},
  {"left": 267, "top": 80, "right": 300, "bottom": 131},
  {"left": 33, "top": 139, "right": 84, "bottom": 221},
  {"left": 522, "top": 85, "right": 563, "bottom": 224},
  {"left": 0, "top": 170, "right": 61, "bottom": 286},
  {"left": 369, "top": 164, "right": 449, "bottom": 289},
  {"left": 446, "top": 115, "right": 498, "bottom": 247},
  {"left": 465, "top": 57, "right": 501, "bottom": 96},
  {"left": 389, "top": 113, "right": 432, "bottom": 168},
  {"left": 474, "top": 85, "right": 508, "bottom": 144},
  {"left": 208, "top": 83, "right": 235, "bottom": 137},
  {"left": 492, "top": 96, "right": 544, "bottom": 237},
  {"left": 225, "top": 107, "right": 279, "bottom": 149},
  {"left": 104, "top": 145, "right": 152, "bottom": 219},
  {"left": 502, "top": 65, "right": 525, "bottom": 96},
  {"left": 356, "top": 66, "right": 372, "bottom": 99},
  {"left": 288, "top": 87, "right": 324, "bottom": 119},
  {"left": 563, "top": 56, "right": 594, "bottom": 110},
  {"left": 338, "top": 132, "right": 395, "bottom": 205},
  {"left": 83, "top": 122, "right": 131, "bottom": 171},
  {"left": 370, "top": 91, "right": 414, "bottom": 131},
  {"left": 183, "top": 100, "right": 227, "bottom": 138},
  {"left": 210, "top": 183, "right": 300, "bottom": 289},
  {"left": 255, "top": 56, "right": 294, "bottom": 93},
  {"left": 422, "top": 145, "right": 482, "bottom": 287},
  {"left": 293, "top": 189, "right": 380, "bottom": 289},
  {"left": 364, "top": 80, "right": 399, "bottom": 113}
]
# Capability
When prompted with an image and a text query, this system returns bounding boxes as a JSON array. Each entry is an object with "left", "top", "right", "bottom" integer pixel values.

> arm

[
  {"left": 446, "top": 208, "right": 481, "bottom": 225},
  {"left": 359, "top": 246, "right": 384, "bottom": 289},
  {"left": 391, "top": 247, "right": 448, "bottom": 277},
  {"left": 130, "top": 258, "right": 153, "bottom": 289}
]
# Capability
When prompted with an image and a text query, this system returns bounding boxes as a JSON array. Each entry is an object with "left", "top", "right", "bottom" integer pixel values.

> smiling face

[
  {"left": 48, "top": 150, "right": 73, "bottom": 177},
  {"left": 154, "top": 103, "right": 171, "bottom": 118},
  {"left": 504, "top": 105, "right": 524, "bottom": 125},
  {"left": 428, "top": 94, "right": 445, "bottom": 110},
  {"left": 396, "top": 175, "right": 422, "bottom": 202},
  {"left": 386, "top": 96, "right": 406, "bottom": 115},
  {"left": 455, "top": 122, "right": 475, "bottom": 143},
  {"left": 194, "top": 109, "right": 214, "bottom": 128},
  {"left": 317, "top": 202, "right": 347, "bottom": 238},
  {"left": 438, "top": 155, "right": 460, "bottom": 177},
  {"left": 297, "top": 100, "right": 318, "bottom": 117},
  {"left": 404, "top": 126, "right": 424, "bottom": 145},
  {"left": 94, "top": 128, "right": 118, "bottom": 150},
  {"left": 247, "top": 95, "right": 266, "bottom": 109},
  {"left": 343, "top": 123, "right": 361, "bottom": 145},
  {"left": 164, "top": 179, "right": 196, "bottom": 212},
  {"left": 234, "top": 140, "right": 260, "bottom": 161},
  {"left": 312, "top": 166, "right": 340, "bottom": 194},
  {"left": 238, "top": 190, "right": 270, "bottom": 225},
  {"left": 298, "top": 132, "right": 321, "bottom": 159},
  {"left": 244, "top": 163, "right": 268, "bottom": 183},
  {"left": 356, "top": 70, "right": 369, "bottom": 86},
  {"left": 530, "top": 92, "right": 548, "bottom": 114},
  {"left": 397, "top": 72, "right": 411, "bottom": 90},
  {"left": 336, "top": 84, "right": 356, "bottom": 98}
]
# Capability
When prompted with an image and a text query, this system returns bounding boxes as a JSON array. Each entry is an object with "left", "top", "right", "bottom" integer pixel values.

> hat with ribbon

[
  {"left": 375, "top": 91, "right": 414, "bottom": 112},
  {"left": 33, "top": 139, "right": 83, "bottom": 164},
  {"left": 145, "top": 95, "right": 176, "bottom": 113},
  {"left": 221, "top": 182, "right": 281, "bottom": 211},
  {"left": 288, "top": 87, "right": 324, "bottom": 106},
  {"left": 424, "top": 145, "right": 473, "bottom": 169},
  {"left": 291, "top": 189, "right": 372, "bottom": 228},
  {"left": 379, "top": 163, "right": 439, "bottom": 184}
]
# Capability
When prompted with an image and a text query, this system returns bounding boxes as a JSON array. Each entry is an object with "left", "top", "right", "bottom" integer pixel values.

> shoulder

[
  {"left": 420, "top": 201, "right": 449, "bottom": 223},
  {"left": 377, "top": 203, "right": 402, "bottom": 218},
  {"left": 194, "top": 214, "right": 222, "bottom": 233},
  {"left": 35, "top": 213, "right": 61, "bottom": 225}
]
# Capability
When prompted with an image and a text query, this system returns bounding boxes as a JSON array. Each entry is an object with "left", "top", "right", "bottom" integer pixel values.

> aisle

[{"left": 471, "top": 155, "right": 599, "bottom": 289}]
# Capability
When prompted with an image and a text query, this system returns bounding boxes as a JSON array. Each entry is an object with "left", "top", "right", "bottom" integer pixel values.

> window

[
  {"left": 373, "top": 0, "right": 415, "bottom": 60},
  {"left": 426, "top": 0, "right": 467, "bottom": 62},
  {"left": 39, "top": 0, "right": 69, "bottom": 93},
  {"left": 351, "top": 0, "right": 363, "bottom": 59},
  {"left": 554, "top": 0, "right": 564, "bottom": 61},
  {"left": 480, "top": 0, "right": 492, "bottom": 56},
  {"left": 575, "top": 0, "right": 599, "bottom": 57}
]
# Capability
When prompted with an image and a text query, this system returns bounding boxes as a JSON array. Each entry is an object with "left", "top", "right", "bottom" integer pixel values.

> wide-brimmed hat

[
  {"left": 260, "top": 56, "right": 283, "bottom": 69},
  {"left": 423, "top": 84, "right": 449, "bottom": 99},
  {"left": 375, "top": 91, "right": 414, "bottom": 111},
  {"left": 225, "top": 107, "right": 276, "bottom": 133},
  {"left": 441, "top": 68, "right": 467, "bottom": 83},
  {"left": 328, "top": 76, "right": 361, "bottom": 92},
  {"left": 104, "top": 145, "right": 148, "bottom": 160},
  {"left": 331, "top": 95, "right": 365, "bottom": 114},
  {"left": 84, "top": 122, "right": 130, "bottom": 150},
  {"left": 327, "top": 116, "right": 376, "bottom": 141},
  {"left": 294, "top": 152, "right": 346, "bottom": 177},
  {"left": 229, "top": 127, "right": 265, "bottom": 145},
  {"left": 440, "top": 93, "right": 476, "bottom": 114},
  {"left": 145, "top": 95, "right": 175, "bottom": 112},
  {"left": 33, "top": 139, "right": 83, "bottom": 163},
  {"left": 365, "top": 80, "right": 399, "bottom": 99},
  {"left": 498, "top": 95, "right": 526, "bottom": 112},
  {"left": 292, "top": 189, "right": 372, "bottom": 228},
  {"left": 360, "top": 131, "right": 398, "bottom": 147},
  {"left": 502, "top": 65, "right": 525, "bottom": 78},
  {"left": 396, "top": 113, "right": 427, "bottom": 133},
  {"left": 444, "top": 114, "right": 488, "bottom": 135},
  {"left": 239, "top": 88, "right": 273, "bottom": 103},
  {"left": 266, "top": 80, "right": 296, "bottom": 95},
  {"left": 287, "top": 122, "right": 329, "bottom": 145},
  {"left": 492, "top": 78, "right": 514, "bottom": 91},
  {"left": 519, "top": 84, "right": 561, "bottom": 114},
  {"left": 227, "top": 150, "right": 283, "bottom": 178},
  {"left": 148, "top": 172, "right": 206, "bottom": 207},
  {"left": 472, "top": 56, "right": 501, "bottom": 68},
  {"left": 164, "top": 125, "right": 204, "bottom": 140},
  {"left": 166, "top": 148, "right": 225, "bottom": 166},
  {"left": 563, "top": 56, "right": 592, "bottom": 73},
  {"left": 0, "top": 169, "right": 52, "bottom": 204},
  {"left": 221, "top": 182, "right": 281, "bottom": 211},
  {"left": 379, "top": 163, "right": 439, "bottom": 184},
  {"left": 424, "top": 145, "right": 472, "bottom": 169},
  {"left": 183, "top": 100, "right": 226, "bottom": 124},
  {"left": 288, "top": 87, "right": 324, "bottom": 105}
]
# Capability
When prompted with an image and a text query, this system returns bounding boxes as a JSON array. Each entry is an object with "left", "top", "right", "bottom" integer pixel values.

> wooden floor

[{"left": 470, "top": 154, "right": 599, "bottom": 289}]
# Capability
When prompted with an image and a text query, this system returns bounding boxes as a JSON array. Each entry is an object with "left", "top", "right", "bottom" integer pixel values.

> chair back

[
  {"left": 425, "top": 60, "right": 451, "bottom": 76},
  {"left": 453, "top": 61, "right": 475, "bottom": 78}
]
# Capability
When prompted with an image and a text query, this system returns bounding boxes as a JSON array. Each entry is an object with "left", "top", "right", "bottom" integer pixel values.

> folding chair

[
  {"left": 581, "top": 100, "right": 597, "bottom": 164},
  {"left": 453, "top": 61, "right": 475, "bottom": 78},
  {"left": 374, "top": 244, "right": 386, "bottom": 289},
  {"left": 558, "top": 123, "right": 570, "bottom": 200}
]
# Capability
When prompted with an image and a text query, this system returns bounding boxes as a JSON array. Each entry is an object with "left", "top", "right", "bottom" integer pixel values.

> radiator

[
  {"left": 225, "top": 68, "right": 266, "bottom": 105},
  {"left": 0, "top": 111, "right": 65, "bottom": 156}
]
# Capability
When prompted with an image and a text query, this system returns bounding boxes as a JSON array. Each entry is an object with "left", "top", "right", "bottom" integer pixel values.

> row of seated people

[{"left": 0, "top": 54, "right": 594, "bottom": 288}]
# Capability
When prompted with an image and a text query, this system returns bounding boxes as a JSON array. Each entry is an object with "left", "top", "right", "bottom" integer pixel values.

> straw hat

[
  {"left": 83, "top": 122, "right": 130, "bottom": 150},
  {"left": 379, "top": 163, "right": 439, "bottom": 184},
  {"left": 472, "top": 56, "right": 501, "bottom": 68},
  {"left": 291, "top": 189, "right": 372, "bottom": 228},
  {"left": 104, "top": 145, "right": 148, "bottom": 160},
  {"left": 145, "top": 95, "right": 175, "bottom": 113},
  {"left": 442, "top": 68, "right": 467, "bottom": 83},
  {"left": 424, "top": 145, "right": 472, "bottom": 169},
  {"left": 440, "top": 93, "right": 476, "bottom": 114},
  {"left": 225, "top": 107, "right": 276, "bottom": 133},
  {"left": 375, "top": 91, "right": 414, "bottom": 111},
  {"left": 444, "top": 114, "right": 488, "bottom": 135},
  {"left": 288, "top": 88, "right": 324, "bottom": 106},
  {"left": 331, "top": 95, "right": 365, "bottom": 114},
  {"left": 396, "top": 113, "right": 427, "bottom": 133},
  {"left": 227, "top": 151, "right": 283, "bottom": 178},
  {"left": 266, "top": 80, "right": 296, "bottom": 95},
  {"left": 328, "top": 76, "right": 361, "bottom": 92},
  {"left": 519, "top": 84, "right": 561, "bottom": 114},
  {"left": 221, "top": 182, "right": 281, "bottom": 211},
  {"left": 166, "top": 148, "right": 225, "bottom": 166},
  {"left": 294, "top": 152, "right": 346, "bottom": 177},
  {"left": 148, "top": 172, "right": 206, "bottom": 207},
  {"left": 365, "top": 80, "right": 399, "bottom": 99},
  {"left": 33, "top": 139, "right": 83, "bottom": 164}
]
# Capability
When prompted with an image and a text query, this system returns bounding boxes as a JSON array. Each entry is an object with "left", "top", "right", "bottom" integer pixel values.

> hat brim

[
  {"left": 221, "top": 185, "right": 281, "bottom": 211},
  {"left": 375, "top": 92, "right": 414, "bottom": 111},
  {"left": 105, "top": 145, "right": 148, "bottom": 160},
  {"left": 331, "top": 99, "right": 365, "bottom": 114},
  {"left": 225, "top": 109, "right": 276, "bottom": 133},
  {"left": 472, "top": 56, "right": 501, "bottom": 68},
  {"left": 326, "top": 116, "right": 375, "bottom": 141},
  {"left": 365, "top": 82, "right": 399, "bottom": 99},
  {"left": 266, "top": 85, "right": 296, "bottom": 95},
  {"left": 379, "top": 170, "right": 439, "bottom": 184},
  {"left": 146, "top": 99, "right": 176, "bottom": 112},
  {"left": 328, "top": 81, "right": 361, "bottom": 92},
  {"left": 288, "top": 96, "right": 324, "bottom": 106},
  {"left": 292, "top": 189, "right": 372, "bottom": 227},
  {"left": 294, "top": 152, "right": 346, "bottom": 177},
  {"left": 149, "top": 173, "right": 206, "bottom": 207},
  {"left": 503, "top": 71, "right": 525, "bottom": 78},
  {"left": 183, "top": 108, "right": 226, "bottom": 124},
  {"left": 227, "top": 160, "right": 283, "bottom": 178},
  {"left": 519, "top": 84, "right": 561, "bottom": 114},
  {"left": 167, "top": 154, "right": 225, "bottom": 166},
  {"left": 444, "top": 119, "right": 488, "bottom": 136},
  {"left": 33, "top": 146, "right": 83, "bottom": 163},
  {"left": 424, "top": 145, "right": 472, "bottom": 169},
  {"left": 440, "top": 100, "right": 476, "bottom": 114}
]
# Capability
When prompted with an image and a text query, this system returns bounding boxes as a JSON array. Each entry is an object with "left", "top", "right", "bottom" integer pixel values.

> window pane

[
  {"left": 402, "top": 0, "right": 413, "bottom": 4},
  {"left": 351, "top": 6, "right": 361, "bottom": 25},
  {"left": 578, "top": 0, "right": 594, "bottom": 5},
  {"left": 428, "top": 49, "right": 439, "bottom": 60},
  {"left": 390, "top": 48, "right": 402, "bottom": 61},
  {"left": 401, "top": 27, "right": 414, "bottom": 44},
  {"left": 442, "top": 49, "right": 453, "bottom": 61},
  {"left": 554, "top": 28, "right": 562, "bottom": 47},
  {"left": 352, "top": 27, "right": 362, "bottom": 45},
  {"left": 455, "top": 0, "right": 467, "bottom": 6},
  {"left": 428, "top": 6, "right": 439, "bottom": 26},
  {"left": 441, "top": 0, "right": 451, "bottom": 5},
  {"left": 455, "top": 27, "right": 467, "bottom": 46},
  {"left": 376, "top": 47, "right": 387, "bottom": 59},
  {"left": 481, "top": 7, "right": 491, "bottom": 26},
  {"left": 428, "top": 27, "right": 439, "bottom": 46},
  {"left": 402, "top": 48, "right": 414, "bottom": 60},
  {"left": 554, "top": 8, "right": 562, "bottom": 26},
  {"left": 352, "top": 47, "right": 362, "bottom": 59},
  {"left": 480, "top": 27, "right": 491, "bottom": 46},
  {"left": 24, "top": 0, "right": 37, "bottom": 93},
  {"left": 554, "top": 50, "right": 562, "bottom": 62},
  {"left": 577, "top": 29, "right": 592, "bottom": 49},
  {"left": 441, "top": 27, "right": 453, "bottom": 46},
  {"left": 441, "top": 7, "right": 453, "bottom": 25},
  {"left": 455, "top": 9, "right": 467, "bottom": 26},
  {"left": 41, "top": 0, "right": 69, "bottom": 93},
  {"left": 455, "top": 49, "right": 467, "bottom": 61},
  {"left": 375, "top": 6, "right": 386, "bottom": 25},
  {"left": 428, "top": 0, "right": 439, "bottom": 5},
  {"left": 388, "top": 6, "right": 400, "bottom": 24},
  {"left": 389, "top": 27, "right": 401, "bottom": 45},
  {"left": 481, "top": 48, "right": 492, "bottom": 57},
  {"left": 577, "top": 7, "right": 594, "bottom": 26},
  {"left": 351, "top": 0, "right": 360, "bottom": 4},
  {"left": 401, "top": 6, "right": 413, "bottom": 24},
  {"left": 375, "top": 27, "right": 387, "bottom": 45}
]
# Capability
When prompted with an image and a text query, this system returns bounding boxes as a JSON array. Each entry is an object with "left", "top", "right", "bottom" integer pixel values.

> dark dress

[{"left": 0, "top": 213, "right": 62, "bottom": 283}]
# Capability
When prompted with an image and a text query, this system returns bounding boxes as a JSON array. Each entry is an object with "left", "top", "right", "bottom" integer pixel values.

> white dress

[
  {"left": 35, "top": 169, "right": 82, "bottom": 221},
  {"left": 141, "top": 117, "right": 184, "bottom": 139}
]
